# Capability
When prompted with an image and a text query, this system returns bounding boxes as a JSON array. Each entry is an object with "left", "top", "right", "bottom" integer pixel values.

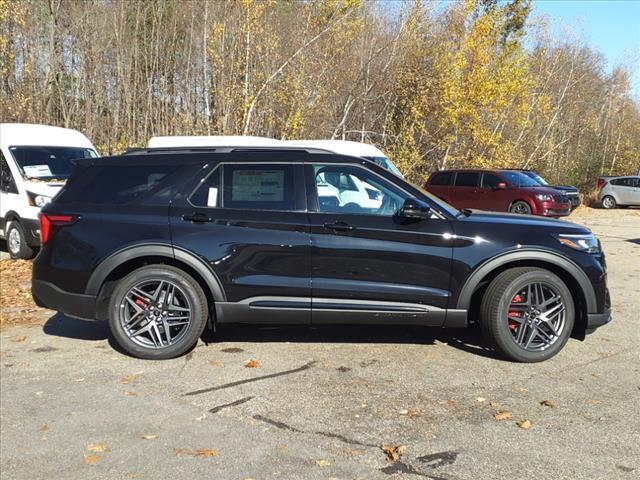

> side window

[
  {"left": 612, "top": 178, "right": 632, "bottom": 187},
  {"left": 454, "top": 172, "right": 479, "bottom": 187},
  {"left": 633, "top": 178, "right": 640, "bottom": 188},
  {"left": 481, "top": 173, "right": 502, "bottom": 189},
  {"left": 313, "top": 164, "right": 408, "bottom": 217},
  {"left": 430, "top": 171, "right": 452, "bottom": 186},
  {"left": 0, "top": 152, "right": 19, "bottom": 194},
  {"left": 224, "top": 164, "right": 296, "bottom": 211}
]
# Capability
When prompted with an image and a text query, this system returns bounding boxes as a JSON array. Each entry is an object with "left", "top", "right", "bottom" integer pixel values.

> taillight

[
  {"left": 597, "top": 178, "right": 607, "bottom": 190},
  {"left": 39, "top": 213, "right": 76, "bottom": 244}
]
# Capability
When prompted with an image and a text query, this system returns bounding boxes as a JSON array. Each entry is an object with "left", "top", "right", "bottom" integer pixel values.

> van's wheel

[
  {"left": 480, "top": 267, "right": 574, "bottom": 363},
  {"left": 601, "top": 196, "right": 616, "bottom": 209},
  {"left": 509, "top": 201, "right": 532, "bottom": 215},
  {"left": 6, "top": 222, "right": 35, "bottom": 260},
  {"left": 108, "top": 265, "right": 209, "bottom": 360}
]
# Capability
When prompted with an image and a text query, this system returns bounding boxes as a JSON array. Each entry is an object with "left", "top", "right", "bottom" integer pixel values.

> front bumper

[
  {"left": 23, "top": 218, "right": 42, "bottom": 247},
  {"left": 586, "top": 308, "right": 612, "bottom": 334},
  {"left": 32, "top": 280, "right": 97, "bottom": 320},
  {"left": 538, "top": 201, "right": 572, "bottom": 217}
]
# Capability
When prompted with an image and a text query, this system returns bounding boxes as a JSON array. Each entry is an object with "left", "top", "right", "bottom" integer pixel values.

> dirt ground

[{"left": 1, "top": 207, "right": 639, "bottom": 480}]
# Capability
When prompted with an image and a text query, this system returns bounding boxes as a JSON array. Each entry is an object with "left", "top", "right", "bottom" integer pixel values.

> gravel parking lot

[{"left": 1, "top": 208, "right": 639, "bottom": 480}]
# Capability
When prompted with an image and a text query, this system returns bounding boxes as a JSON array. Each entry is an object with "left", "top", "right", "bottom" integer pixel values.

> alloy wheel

[
  {"left": 506, "top": 282, "right": 566, "bottom": 352},
  {"left": 8, "top": 227, "right": 21, "bottom": 255},
  {"left": 119, "top": 279, "right": 193, "bottom": 349},
  {"left": 510, "top": 202, "right": 531, "bottom": 215}
]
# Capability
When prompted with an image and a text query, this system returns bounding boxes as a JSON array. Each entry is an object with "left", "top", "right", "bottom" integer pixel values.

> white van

[
  {"left": 0, "top": 123, "right": 98, "bottom": 259},
  {"left": 283, "top": 140, "right": 404, "bottom": 178}
]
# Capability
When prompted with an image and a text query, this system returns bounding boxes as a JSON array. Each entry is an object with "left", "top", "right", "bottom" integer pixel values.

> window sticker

[
  {"left": 23, "top": 165, "right": 53, "bottom": 177},
  {"left": 207, "top": 187, "right": 218, "bottom": 207},
  {"left": 231, "top": 170, "right": 284, "bottom": 202}
]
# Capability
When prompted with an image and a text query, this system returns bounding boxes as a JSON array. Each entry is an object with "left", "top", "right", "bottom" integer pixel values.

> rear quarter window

[
  {"left": 56, "top": 164, "right": 183, "bottom": 205},
  {"left": 430, "top": 171, "right": 453, "bottom": 186},
  {"left": 454, "top": 172, "right": 479, "bottom": 187}
]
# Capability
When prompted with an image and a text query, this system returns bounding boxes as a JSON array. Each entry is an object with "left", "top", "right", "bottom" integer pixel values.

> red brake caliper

[
  {"left": 135, "top": 299, "right": 147, "bottom": 308},
  {"left": 508, "top": 293, "right": 523, "bottom": 331}
]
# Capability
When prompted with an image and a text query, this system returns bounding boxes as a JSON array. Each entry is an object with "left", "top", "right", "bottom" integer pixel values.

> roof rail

[{"left": 122, "top": 146, "right": 335, "bottom": 155}]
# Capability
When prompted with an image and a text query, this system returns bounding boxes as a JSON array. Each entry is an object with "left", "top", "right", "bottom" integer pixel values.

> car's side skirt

[{"left": 215, "top": 296, "right": 467, "bottom": 327}]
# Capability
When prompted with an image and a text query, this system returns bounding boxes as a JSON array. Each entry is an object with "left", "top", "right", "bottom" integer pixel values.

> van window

[
  {"left": 9, "top": 146, "right": 97, "bottom": 181},
  {"left": 481, "top": 173, "right": 503, "bottom": 189},
  {"left": 454, "top": 172, "right": 479, "bottom": 187},
  {"left": 430, "top": 171, "right": 453, "bottom": 186},
  {"left": 0, "top": 152, "right": 18, "bottom": 194},
  {"left": 223, "top": 164, "right": 297, "bottom": 211}
]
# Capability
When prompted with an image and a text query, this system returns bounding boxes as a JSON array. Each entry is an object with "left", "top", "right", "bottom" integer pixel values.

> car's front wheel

[
  {"left": 509, "top": 201, "right": 532, "bottom": 215},
  {"left": 6, "top": 222, "right": 35, "bottom": 260},
  {"left": 480, "top": 267, "right": 574, "bottom": 362},
  {"left": 108, "top": 265, "right": 209, "bottom": 360}
]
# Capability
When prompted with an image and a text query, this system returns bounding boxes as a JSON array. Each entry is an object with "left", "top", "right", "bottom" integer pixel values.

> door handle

[
  {"left": 182, "top": 212, "right": 212, "bottom": 223},
  {"left": 323, "top": 221, "right": 355, "bottom": 232}
]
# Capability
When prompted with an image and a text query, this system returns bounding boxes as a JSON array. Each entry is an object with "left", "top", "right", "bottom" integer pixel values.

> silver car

[{"left": 599, "top": 175, "right": 640, "bottom": 208}]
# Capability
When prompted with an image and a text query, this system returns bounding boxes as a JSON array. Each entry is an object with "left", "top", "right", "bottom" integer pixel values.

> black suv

[{"left": 32, "top": 148, "right": 611, "bottom": 362}]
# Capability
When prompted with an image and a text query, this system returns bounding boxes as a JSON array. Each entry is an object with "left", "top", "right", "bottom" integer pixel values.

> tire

[
  {"left": 108, "top": 265, "right": 209, "bottom": 360},
  {"left": 509, "top": 201, "right": 532, "bottom": 215},
  {"left": 601, "top": 195, "right": 616, "bottom": 209},
  {"left": 6, "top": 222, "right": 35, "bottom": 260},
  {"left": 480, "top": 267, "right": 575, "bottom": 363}
]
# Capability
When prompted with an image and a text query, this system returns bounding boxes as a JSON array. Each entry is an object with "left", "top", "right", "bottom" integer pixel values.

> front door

[
  {"left": 170, "top": 162, "right": 311, "bottom": 324},
  {"left": 306, "top": 163, "right": 454, "bottom": 326}
]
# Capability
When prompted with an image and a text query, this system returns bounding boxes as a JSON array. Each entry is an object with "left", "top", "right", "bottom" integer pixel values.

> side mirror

[
  {"left": 495, "top": 182, "right": 507, "bottom": 190},
  {"left": 400, "top": 198, "right": 431, "bottom": 220}
]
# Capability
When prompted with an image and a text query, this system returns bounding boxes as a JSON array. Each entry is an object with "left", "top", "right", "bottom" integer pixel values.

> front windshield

[
  {"left": 365, "top": 156, "right": 404, "bottom": 178},
  {"left": 9, "top": 145, "right": 97, "bottom": 181},
  {"left": 500, "top": 171, "right": 543, "bottom": 188},
  {"left": 523, "top": 171, "right": 549, "bottom": 186}
]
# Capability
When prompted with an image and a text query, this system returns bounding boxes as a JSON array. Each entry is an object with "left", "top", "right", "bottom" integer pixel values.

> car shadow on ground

[{"left": 42, "top": 312, "right": 502, "bottom": 361}]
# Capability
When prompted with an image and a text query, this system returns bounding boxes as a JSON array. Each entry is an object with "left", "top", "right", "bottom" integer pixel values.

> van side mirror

[
  {"left": 496, "top": 182, "right": 507, "bottom": 190},
  {"left": 400, "top": 198, "right": 431, "bottom": 220}
]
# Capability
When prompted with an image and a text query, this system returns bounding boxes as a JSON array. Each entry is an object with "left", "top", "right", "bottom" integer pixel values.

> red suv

[{"left": 424, "top": 169, "right": 572, "bottom": 217}]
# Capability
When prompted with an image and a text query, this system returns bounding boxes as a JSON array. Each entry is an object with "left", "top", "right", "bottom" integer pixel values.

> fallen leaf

[
  {"left": 41, "top": 424, "right": 49, "bottom": 432},
  {"left": 587, "top": 399, "right": 602, "bottom": 405},
  {"left": 208, "top": 359, "right": 222, "bottom": 366},
  {"left": 516, "top": 387, "right": 528, "bottom": 393},
  {"left": 83, "top": 454, "right": 101, "bottom": 465},
  {"left": 476, "top": 397, "right": 486, "bottom": 402},
  {"left": 540, "top": 400, "right": 554, "bottom": 407},
  {"left": 126, "top": 473, "right": 140, "bottom": 479},
  {"left": 489, "top": 401, "right": 500, "bottom": 408},
  {"left": 244, "top": 359, "right": 260, "bottom": 368},
  {"left": 123, "top": 390, "right": 138, "bottom": 397},
  {"left": 141, "top": 434, "right": 158, "bottom": 440},
  {"left": 315, "top": 459, "right": 331, "bottom": 467},
  {"left": 119, "top": 374, "right": 140, "bottom": 384},
  {"left": 494, "top": 411, "right": 513, "bottom": 421},
  {"left": 11, "top": 335, "right": 26, "bottom": 342},
  {"left": 173, "top": 448, "right": 189, "bottom": 457},
  {"left": 87, "top": 443, "right": 109, "bottom": 453},
  {"left": 398, "top": 409, "right": 409, "bottom": 415},
  {"left": 193, "top": 449, "right": 219, "bottom": 458},
  {"left": 382, "top": 444, "right": 406, "bottom": 462},
  {"left": 446, "top": 399, "right": 456, "bottom": 406},
  {"left": 517, "top": 419, "right": 532, "bottom": 429}
]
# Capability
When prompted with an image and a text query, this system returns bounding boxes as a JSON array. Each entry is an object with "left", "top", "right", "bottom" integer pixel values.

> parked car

[
  {"left": 598, "top": 175, "right": 640, "bottom": 209},
  {"left": 516, "top": 169, "right": 581, "bottom": 210},
  {"left": 424, "top": 169, "right": 572, "bottom": 217},
  {"left": 0, "top": 123, "right": 98, "bottom": 259},
  {"left": 32, "top": 147, "right": 610, "bottom": 363}
]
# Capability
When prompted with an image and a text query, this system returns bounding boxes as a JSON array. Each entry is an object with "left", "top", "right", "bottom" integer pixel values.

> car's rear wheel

[
  {"left": 601, "top": 195, "right": 616, "bottom": 209},
  {"left": 108, "top": 265, "right": 208, "bottom": 359},
  {"left": 6, "top": 222, "right": 35, "bottom": 260},
  {"left": 509, "top": 201, "right": 532, "bottom": 215},
  {"left": 480, "top": 267, "right": 574, "bottom": 362}
]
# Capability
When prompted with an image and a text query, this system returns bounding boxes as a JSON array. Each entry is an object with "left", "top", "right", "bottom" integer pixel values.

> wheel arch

[
  {"left": 87, "top": 244, "right": 226, "bottom": 321},
  {"left": 509, "top": 198, "right": 535, "bottom": 214},
  {"left": 457, "top": 250, "right": 595, "bottom": 338}
]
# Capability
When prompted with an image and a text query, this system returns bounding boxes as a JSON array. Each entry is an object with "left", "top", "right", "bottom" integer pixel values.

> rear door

[
  {"left": 612, "top": 177, "right": 636, "bottom": 204},
  {"left": 306, "top": 162, "right": 454, "bottom": 326},
  {"left": 169, "top": 161, "right": 312, "bottom": 324},
  {"left": 630, "top": 177, "right": 640, "bottom": 205},
  {"left": 450, "top": 171, "right": 480, "bottom": 209}
]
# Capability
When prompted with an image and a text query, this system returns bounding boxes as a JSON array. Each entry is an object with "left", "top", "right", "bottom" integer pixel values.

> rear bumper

[{"left": 32, "top": 279, "right": 97, "bottom": 320}]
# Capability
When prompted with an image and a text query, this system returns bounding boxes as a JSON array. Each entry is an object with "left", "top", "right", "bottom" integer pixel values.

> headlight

[
  {"left": 536, "top": 193, "right": 553, "bottom": 202},
  {"left": 556, "top": 233, "right": 600, "bottom": 253},
  {"left": 27, "top": 191, "right": 52, "bottom": 207}
]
